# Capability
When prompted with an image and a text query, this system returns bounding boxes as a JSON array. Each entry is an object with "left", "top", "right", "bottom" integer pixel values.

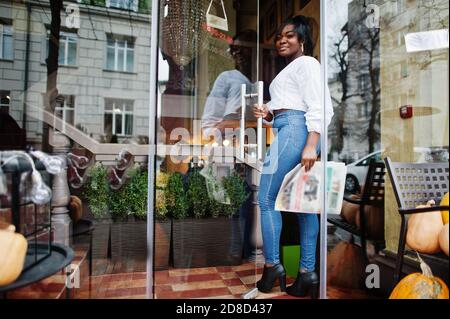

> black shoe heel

[
  {"left": 309, "top": 283, "right": 319, "bottom": 299},
  {"left": 279, "top": 274, "right": 286, "bottom": 292},
  {"left": 286, "top": 271, "right": 319, "bottom": 298},
  {"left": 256, "top": 264, "right": 286, "bottom": 293}
]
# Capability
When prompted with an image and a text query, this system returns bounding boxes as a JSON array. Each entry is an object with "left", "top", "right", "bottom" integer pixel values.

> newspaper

[{"left": 275, "top": 161, "right": 346, "bottom": 214}]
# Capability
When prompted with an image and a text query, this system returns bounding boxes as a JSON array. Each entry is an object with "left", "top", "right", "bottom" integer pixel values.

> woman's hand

[
  {"left": 253, "top": 104, "right": 270, "bottom": 119},
  {"left": 301, "top": 144, "right": 318, "bottom": 172}
]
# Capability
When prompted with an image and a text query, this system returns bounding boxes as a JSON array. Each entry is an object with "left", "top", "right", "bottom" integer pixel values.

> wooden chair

[{"left": 384, "top": 157, "right": 449, "bottom": 286}]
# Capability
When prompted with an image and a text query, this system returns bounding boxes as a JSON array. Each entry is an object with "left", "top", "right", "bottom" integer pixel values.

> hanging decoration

[
  {"left": 206, "top": 0, "right": 229, "bottom": 31},
  {"left": 161, "top": 0, "right": 208, "bottom": 67}
]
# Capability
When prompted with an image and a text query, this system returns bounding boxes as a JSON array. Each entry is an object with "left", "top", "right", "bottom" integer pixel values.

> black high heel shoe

[
  {"left": 256, "top": 264, "right": 286, "bottom": 293},
  {"left": 286, "top": 271, "right": 319, "bottom": 299}
]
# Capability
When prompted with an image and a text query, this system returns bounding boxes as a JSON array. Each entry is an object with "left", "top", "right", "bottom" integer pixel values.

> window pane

[
  {"left": 125, "top": 114, "right": 133, "bottom": 135},
  {"left": 58, "top": 39, "right": 66, "bottom": 65},
  {"left": 68, "top": 40, "right": 77, "bottom": 65},
  {"left": 126, "top": 50, "right": 133, "bottom": 72},
  {"left": 117, "top": 48, "right": 124, "bottom": 71},
  {"left": 66, "top": 110, "right": 75, "bottom": 125},
  {"left": 104, "top": 113, "right": 113, "bottom": 135},
  {"left": 107, "top": 47, "right": 115, "bottom": 70},
  {"left": 107, "top": 37, "right": 114, "bottom": 46},
  {"left": 115, "top": 113, "right": 122, "bottom": 134},
  {"left": 3, "top": 34, "right": 13, "bottom": 59},
  {"left": 104, "top": 100, "right": 113, "bottom": 111}
]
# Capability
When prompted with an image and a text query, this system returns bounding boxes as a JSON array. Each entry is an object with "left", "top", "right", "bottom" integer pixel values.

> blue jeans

[{"left": 258, "top": 110, "right": 319, "bottom": 272}]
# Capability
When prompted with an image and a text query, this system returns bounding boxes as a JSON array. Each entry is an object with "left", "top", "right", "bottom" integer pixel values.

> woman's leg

[
  {"left": 297, "top": 213, "right": 319, "bottom": 272},
  {"left": 258, "top": 115, "right": 305, "bottom": 265}
]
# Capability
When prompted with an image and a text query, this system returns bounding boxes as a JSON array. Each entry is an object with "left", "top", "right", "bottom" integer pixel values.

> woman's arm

[
  {"left": 301, "top": 131, "right": 320, "bottom": 172},
  {"left": 252, "top": 104, "right": 272, "bottom": 121}
]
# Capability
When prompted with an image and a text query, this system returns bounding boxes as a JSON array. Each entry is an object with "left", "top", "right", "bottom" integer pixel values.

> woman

[{"left": 253, "top": 15, "right": 333, "bottom": 298}]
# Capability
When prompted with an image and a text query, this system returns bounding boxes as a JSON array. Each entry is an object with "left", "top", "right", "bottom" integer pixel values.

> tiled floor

[{"left": 4, "top": 226, "right": 379, "bottom": 299}]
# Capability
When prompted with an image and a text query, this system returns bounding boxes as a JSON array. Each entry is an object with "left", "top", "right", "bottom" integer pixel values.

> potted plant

[
  {"left": 109, "top": 167, "right": 148, "bottom": 264},
  {"left": 172, "top": 168, "right": 250, "bottom": 268},
  {"left": 154, "top": 171, "right": 172, "bottom": 270},
  {"left": 83, "top": 163, "right": 111, "bottom": 259}
]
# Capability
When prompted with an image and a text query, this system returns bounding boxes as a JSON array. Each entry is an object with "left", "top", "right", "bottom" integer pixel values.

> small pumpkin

[
  {"left": 355, "top": 205, "right": 385, "bottom": 239},
  {"left": 406, "top": 200, "right": 443, "bottom": 254},
  {"left": 0, "top": 224, "right": 28, "bottom": 286},
  {"left": 439, "top": 223, "right": 449, "bottom": 256},
  {"left": 340, "top": 194, "right": 360, "bottom": 226},
  {"left": 68, "top": 195, "right": 83, "bottom": 222},
  {"left": 440, "top": 192, "right": 449, "bottom": 224},
  {"left": 327, "top": 240, "right": 367, "bottom": 289},
  {"left": 389, "top": 253, "right": 449, "bottom": 299}
]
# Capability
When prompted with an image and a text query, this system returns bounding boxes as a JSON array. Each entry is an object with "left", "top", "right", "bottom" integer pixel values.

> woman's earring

[{"left": 301, "top": 43, "right": 304, "bottom": 54}]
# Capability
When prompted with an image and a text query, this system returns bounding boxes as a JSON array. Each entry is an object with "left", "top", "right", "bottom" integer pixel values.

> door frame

[{"left": 146, "top": 0, "right": 330, "bottom": 299}]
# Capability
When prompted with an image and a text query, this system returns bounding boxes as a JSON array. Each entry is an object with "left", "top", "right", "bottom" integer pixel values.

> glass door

[{"left": 151, "top": 0, "right": 265, "bottom": 299}]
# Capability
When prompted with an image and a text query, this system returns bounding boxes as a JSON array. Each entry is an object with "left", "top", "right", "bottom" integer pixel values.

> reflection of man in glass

[{"left": 201, "top": 30, "right": 257, "bottom": 141}]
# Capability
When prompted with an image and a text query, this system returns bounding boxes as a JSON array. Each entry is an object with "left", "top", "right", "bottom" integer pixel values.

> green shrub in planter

[
  {"left": 155, "top": 172, "right": 170, "bottom": 220},
  {"left": 83, "top": 163, "right": 110, "bottom": 259},
  {"left": 187, "top": 170, "right": 210, "bottom": 219},
  {"left": 109, "top": 168, "right": 148, "bottom": 220},
  {"left": 108, "top": 168, "right": 148, "bottom": 263},
  {"left": 166, "top": 172, "right": 189, "bottom": 219},
  {"left": 221, "top": 172, "right": 250, "bottom": 218},
  {"left": 84, "top": 163, "right": 109, "bottom": 218}
]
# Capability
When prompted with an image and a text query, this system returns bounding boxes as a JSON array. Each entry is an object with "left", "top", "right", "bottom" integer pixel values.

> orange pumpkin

[
  {"left": 439, "top": 223, "right": 449, "bottom": 256},
  {"left": 390, "top": 253, "right": 449, "bottom": 299},
  {"left": 406, "top": 200, "right": 443, "bottom": 254},
  {"left": 327, "top": 240, "right": 367, "bottom": 289},
  {"left": 68, "top": 195, "right": 83, "bottom": 222},
  {"left": 355, "top": 205, "right": 385, "bottom": 239},
  {"left": 340, "top": 194, "right": 360, "bottom": 226},
  {"left": 440, "top": 192, "right": 449, "bottom": 224}
]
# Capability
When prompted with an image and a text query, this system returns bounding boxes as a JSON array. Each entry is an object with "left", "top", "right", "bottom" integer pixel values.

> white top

[
  {"left": 267, "top": 55, "right": 334, "bottom": 134},
  {"left": 201, "top": 69, "right": 252, "bottom": 139}
]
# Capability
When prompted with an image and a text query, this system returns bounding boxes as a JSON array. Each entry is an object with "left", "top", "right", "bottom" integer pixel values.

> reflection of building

[
  {"left": 380, "top": 0, "right": 449, "bottom": 156},
  {"left": 328, "top": 0, "right": 381, "bottom": 163},
  {"left": 0, "top": 0, "right": 151, "bottom": 146},
  {"left": 379, "top": 0, "right": 449, "bottom": 254}
]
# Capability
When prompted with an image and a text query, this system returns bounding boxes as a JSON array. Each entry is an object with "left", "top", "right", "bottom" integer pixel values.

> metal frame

[
  {"left": 327, "top": 161, "right": 386, "bottom": 259},
  {"left": 146, "top": 0, "right": 332, "bottom": 299},
  {"left": 319, "top": 0, "right": 328, "bottom": 299},
  {"left": 384, "top": 157, "right": 449, "bottom": 287}
]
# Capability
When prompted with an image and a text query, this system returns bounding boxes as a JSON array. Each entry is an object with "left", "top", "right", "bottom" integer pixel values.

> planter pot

[
  {"left": 91, "top": 216, "right": 112, "bottom": 259},
  {"left": 155, "top": 219, "right": 172, "bottom": 270},
  {"left": 110, "top": 218, "right": 147, "bottom": 263},
  {"left": 172, "top": 217, "right": 243, "bottom": 268}
]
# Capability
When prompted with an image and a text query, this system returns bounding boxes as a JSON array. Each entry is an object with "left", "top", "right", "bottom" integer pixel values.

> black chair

[
  {"left": 328, "top": 161, "right": 386, "bottom": 259},
  {"left": 384, "top": 157, "right": 449, "bottom": 286}
]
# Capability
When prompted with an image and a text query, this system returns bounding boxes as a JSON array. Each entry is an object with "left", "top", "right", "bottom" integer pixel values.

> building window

[
  {"left": 104, "top": 99, "right": 133, "bottom": 136},
  {"left": 106, "top": 0, "right": 139, "bottom": 12},
  {"left": 47, "top": 31, "right": 77, "bottom": 66},
  {"left": 0, "top": 24, "right": 13, "bottom": 60},
  {"left": 357, "top": 102, "right": 370, "bottom": 119},
  {"left": 0, "top": 91, "right": 11, "bottom": 112},
  {"left": 358, "top": 74, "right": 369, "bottom": 92},
  {"left": 397, "top": 30, "right": 405, "bottom": 47},
  {"left": 400, "top": 61, "right": 408, "bottom": 78},
  {"left": 106, "top": 35, "right": 134, "bottom": 72},
  {"left": 55, "top": 95, "right": 75, "bottom": 125}
]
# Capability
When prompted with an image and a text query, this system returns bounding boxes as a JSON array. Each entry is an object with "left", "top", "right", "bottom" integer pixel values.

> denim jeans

[{"left": 258, "top": 110, "right": 319, "bottom": 272}]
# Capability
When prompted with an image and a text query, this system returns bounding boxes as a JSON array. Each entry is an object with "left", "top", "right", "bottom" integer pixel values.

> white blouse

[{"left": 267, "top": 55, "right": 334, "bottom": 134}]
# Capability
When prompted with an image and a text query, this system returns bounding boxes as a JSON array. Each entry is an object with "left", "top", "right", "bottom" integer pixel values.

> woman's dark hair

[{"left": 275, "top": 15, "right": 314, "bottom": 56}]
